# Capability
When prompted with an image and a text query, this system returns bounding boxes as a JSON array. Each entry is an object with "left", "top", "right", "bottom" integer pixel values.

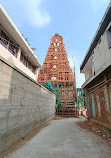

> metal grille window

[
  {"left": 0, "top": 30, "right": 18, "bottom": 57},
  {"left": 20, "top": 52, "right": 36, "bottom": 73}
]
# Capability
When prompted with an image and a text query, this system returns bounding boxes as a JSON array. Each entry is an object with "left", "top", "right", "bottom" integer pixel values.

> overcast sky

[{"left": 0, "top": 0, "right": 110, "bottom": 87}]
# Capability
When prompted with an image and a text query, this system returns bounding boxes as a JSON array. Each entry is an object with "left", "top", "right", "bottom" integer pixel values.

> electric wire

[{"left": 65, "top": 0, "right": 77, "bottom": 86}]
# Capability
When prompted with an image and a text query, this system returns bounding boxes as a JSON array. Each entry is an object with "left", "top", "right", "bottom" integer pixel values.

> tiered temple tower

[{"left": 38, "top": 33, "right": 77, "bottom": 116}]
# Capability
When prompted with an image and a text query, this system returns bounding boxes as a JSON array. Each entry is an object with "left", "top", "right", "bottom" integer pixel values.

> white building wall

[
  {"left": 85, "top": 70, "right": 92, "bottom": 81},
  {"left": 0, "top": 44, "right": 37, "bottom": 81},
  {"left": 83, "top": 30, "right": 111, "bottom": 84},
  {"left": 83, "top": 57, "right": 92, "bottom": 81},
  {"left": 92, "top": 31, "right": 111, "bottom": 75}
]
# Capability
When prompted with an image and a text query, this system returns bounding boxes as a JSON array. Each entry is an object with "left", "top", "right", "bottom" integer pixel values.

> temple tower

[{"left": 38, "top": 33, "right": 77, "bottom": 116}]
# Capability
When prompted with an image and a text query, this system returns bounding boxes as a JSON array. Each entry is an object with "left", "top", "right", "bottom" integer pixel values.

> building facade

[
  {"left": 80, "top": 3, "right": 111, "bottom": 128},
  {"left": 38, "top": 33, "right": 77, "bottom": 116},
  {"left": 0, "top": 4, "right": 41, "bottom": 80}
]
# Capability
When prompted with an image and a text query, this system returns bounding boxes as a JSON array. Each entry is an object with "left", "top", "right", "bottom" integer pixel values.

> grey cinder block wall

[{"left": 0, "top": 56, "right": 56, "bottom": 153}]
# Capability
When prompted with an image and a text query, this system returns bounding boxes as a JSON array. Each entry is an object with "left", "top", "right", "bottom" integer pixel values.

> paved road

[{"left": 7, "top": 117, "right": 111, "bottom": 158}]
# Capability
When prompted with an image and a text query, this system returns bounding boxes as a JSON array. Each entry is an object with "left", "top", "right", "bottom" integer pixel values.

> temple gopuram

[{"left": 38, "top": 33, "right": 77, "bottom": 117}]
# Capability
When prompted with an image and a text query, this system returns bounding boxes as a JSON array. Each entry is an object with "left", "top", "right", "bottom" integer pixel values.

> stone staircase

[{"left": 56, "top": 106, "right": 78, "bottom": 117}]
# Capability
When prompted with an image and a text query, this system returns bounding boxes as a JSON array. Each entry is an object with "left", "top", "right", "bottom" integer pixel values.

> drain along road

[{"left": 7, "top": 117, "right": 111, "bottom": 158}]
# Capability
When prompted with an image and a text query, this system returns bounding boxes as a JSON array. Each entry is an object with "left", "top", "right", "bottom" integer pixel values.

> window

[
  {"left": 54, "top": 56, "right": 57, "bottom": 59},
  {"left": 20, "top": 53, "right": 28, "bottom": 66},
  {"left": 59, "top": 72, "right": 62, "bottom": 76},
  {"left": 53, "top": 43, "right": 56, "bottom": 46},
  {"left": 55, "top": 48, "right": 57, "bottom": 52},
  {"left": 1, "top": 30, "right": 9, "bottom": 46},
  {"left": 9, "top": 40, "right": 18, "bottom": 57},
  {"left": 57, "top": 43, "right": 59, "bottom": 46},
  {"left": 51, "top": 76, "right": 56, "bottom": 81},
  {"left": 56, "top": 39, "right": 58, "bottom": 42},
  {"left": 0, "top": 30, "right": 18, "bottom": 57},
  {"left": 20, "top": 52, "right": 36, "bottom": 73},
  {"left": 53, "top": 65, "right": 56, "bottom": 68}
]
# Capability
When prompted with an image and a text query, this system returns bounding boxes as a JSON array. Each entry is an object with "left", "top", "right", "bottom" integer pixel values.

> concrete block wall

[{"left": 0, "top": 56, "right": 56, "bottom": 153}]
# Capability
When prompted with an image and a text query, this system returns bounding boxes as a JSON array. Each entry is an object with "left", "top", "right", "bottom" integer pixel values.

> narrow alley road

[{"left": 6, "top": 117, "right": 111, "bottom": 158}]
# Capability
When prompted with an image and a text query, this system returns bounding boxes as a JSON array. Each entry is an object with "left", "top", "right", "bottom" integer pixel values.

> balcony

[{"left": 0, "top": 36, "right": 18, "bottom": 57}]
